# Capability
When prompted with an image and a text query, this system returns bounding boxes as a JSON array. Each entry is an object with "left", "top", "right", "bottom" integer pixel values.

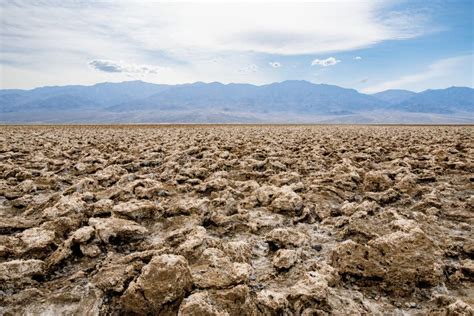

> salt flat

[{"left": 1, "top": 125, "right": 473, "bottom": 314}]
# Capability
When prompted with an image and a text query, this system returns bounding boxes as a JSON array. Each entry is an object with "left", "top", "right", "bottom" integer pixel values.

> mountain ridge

[
  {"left": 1, "top": 80, "right": 473, "bottom": 123},
  {"left": 371, "top": 89, "right": 417, "bottom": 105}
]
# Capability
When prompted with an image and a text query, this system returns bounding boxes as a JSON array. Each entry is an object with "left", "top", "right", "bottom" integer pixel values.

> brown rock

[
  {"left": 265, "top": 228, "right": 308, "bottom": 249},
  {"left": 18, "top": 227, "right": 55, "bottom": 253},
  {"left": 112, "top": 199, "right": 160, "bottom": 220},
  {"left": 80, "top": 243, "right": 101, "bottom": 257},
  {"left": 92, "top": 198, "right": 114, "bottom": 216},
  {"left": 191, "top": 248, "right": 251, "bottom": 289},
  {"left": 221, "top": 240, "right": 252, "bottom": 263},
  {"left": 288, "top": 271, "right": 329, "bottom": 312},
  {"left": 122, "top": 254, "right": 192, "bottom": 314},
  {"left": 95, "top": 165, "right": 128, "bottom": 184},
  {"left": 340, "top": 200, "right": 379, "bottom": 217},
  {"left": 363, "top": 171, "right": 392, "bottom": 192},
  {"left": 255, "top": 185, "right": 279, "bottom": 206},
  {"left": 445, "top": 300, "right": 474, "bottom": 315},
  {"left": 273, "top": 249, "right": 298, "bottom": 270},
  {"left": 463, "top": 239, "right": 474, "bottom": 256},
  {"left": 70, "top": 226, "right": 95, "bottom": 243},
  {"left": 89, "top": 217, "right": 148, "bottom": 243},
  {"left": 43, "top": 194, "right": 87, "bottom": 218},
  {"left": 179, "top": 285, "right": 255, "bottom": 316},
  {"left": 175, "top": 226, "right": 208, "bottom": 258},
  {"left": 270, "top": 186, "right": 303, "bottom": 214},
  {"left": 178, "top": 292, "right": 221, "bottom": 316},
  {"left": 255, "top": 185, "right": 303, "bottom": 214},
  {"left": 2, "top": 125, "right": 473, "bottom": 314},
  {"left": 0, "top": 259, "right": 45, "bottom": 292},
  {"left": 17, "top": 179, "right": 36, "bottom": 193},
  {"left": 92, "top": 262, "right": 143, "bottom": 293},
  {"left": 332, "top": 227, "right": 443, "bottom": 294},
  {"left": 256, "top": 289, "right": 290, "bottom": 313},
  {"left": 0, "top": 259, "right": 45, "bottom": 281}
]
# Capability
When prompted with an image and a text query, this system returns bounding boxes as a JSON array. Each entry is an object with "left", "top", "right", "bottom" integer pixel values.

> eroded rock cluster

[{"left": 0, "top": 125, "right": 472, "bottom": 315}]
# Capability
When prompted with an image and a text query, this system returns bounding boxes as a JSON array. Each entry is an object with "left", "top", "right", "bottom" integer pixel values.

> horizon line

[{"left": 1, "top": 79, "right": 473, "bottom": 94}]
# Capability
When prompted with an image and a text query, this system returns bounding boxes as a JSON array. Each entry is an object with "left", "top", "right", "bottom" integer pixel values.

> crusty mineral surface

[{"left": 0, "top": 125, "right": 473, "bottom": 315}]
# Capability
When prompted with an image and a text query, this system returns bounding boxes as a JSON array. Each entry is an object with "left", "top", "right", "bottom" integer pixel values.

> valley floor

[{"left": 0, "top": 125, "right": 473, "bottom": 315}]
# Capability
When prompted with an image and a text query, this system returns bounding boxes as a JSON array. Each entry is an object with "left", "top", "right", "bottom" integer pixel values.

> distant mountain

[
  {"left": 109, "top": 80, "right": 383, "bottom": 114},
  {"left": 392, "top": 87, "right": 474, "bottom": 114},
  {"left": 255, "top": 81, "right": 382, "bottom": 113},
  {"left": 21, "top": 94, "right": 99, "bottom": 111},
  {"left": 372, "top": 89, "right": 417, "bottom": 104},
  {"left": 0, "top": 81, "right": 473, "bottom": 123},
  {"left": 108, "top": 81, "right": 259, "bottom": 112},
  {"left": 0, "top": 81, "right": 169, "bottom": 112}
]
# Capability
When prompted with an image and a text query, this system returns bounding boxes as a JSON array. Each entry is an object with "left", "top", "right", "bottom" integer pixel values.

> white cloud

[
  {"left": 238, "top": 64, "right": 258, "bottom": 74},
  {"left": 89, "top": 60, "right": 163, "bottom": 74},
  {"left": 311, "top": 57, "right": 341, "bottom": 67},
  {"left": 269, "top": 62, "right": 281, "bottom": 68},
  {"left": 363, "top": 55, "right": 474, "bottom": 93},
  {"left": 354, "top": 56, "right": 363, "bottom": 60},
  {"left": 0, "top": 1, "right": 430, "bottom": 88},
  {"left": 1, "top": 2, "right": 427, "bottom": 58}
]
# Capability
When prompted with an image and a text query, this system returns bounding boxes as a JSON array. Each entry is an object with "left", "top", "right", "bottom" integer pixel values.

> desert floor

[{"left": 0, "top": 125, "right": 473, "bottom": 315}]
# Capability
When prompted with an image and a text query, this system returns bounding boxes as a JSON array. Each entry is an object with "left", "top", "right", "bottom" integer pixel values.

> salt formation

[{"left": 0, "top": 125, "right": 472, "bottom": 314}]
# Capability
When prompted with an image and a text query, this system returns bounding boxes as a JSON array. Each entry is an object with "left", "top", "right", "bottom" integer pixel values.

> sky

[{"left": 0, "top": 0, "right": 473, "bottom": 93}]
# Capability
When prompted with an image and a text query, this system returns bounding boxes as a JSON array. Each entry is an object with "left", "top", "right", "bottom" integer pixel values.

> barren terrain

[{"left": 0, "top": 125, "right": 473, "bottom": 315}]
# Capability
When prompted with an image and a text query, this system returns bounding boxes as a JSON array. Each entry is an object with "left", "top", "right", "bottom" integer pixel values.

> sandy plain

[{"left": 0, "top": 125, "right": 473, "bottom": 315}]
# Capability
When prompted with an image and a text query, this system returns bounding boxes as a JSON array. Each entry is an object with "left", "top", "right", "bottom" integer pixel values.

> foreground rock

[
  {"left": 179, "top": 285, "right": 255, "bottom": 315},
  {"left": 190, "top": 248, "right": 252, "bottom": 289},
  {"left": 112, "top": 199, "right": 160, "bottom": 220},
  {"left": 0, "top": 259, "right": 45, "bottom": 282},
  {"left": 89, "top": 217, "right": 148, "bottom": 243},
  {"left": 121, "top": 254, "right": 193, "bottom": 314},
  {"left": 1, "top": 125, "right": 472, "bottom": 315},
  {"left": 331, "top": 227, "right": 443, "bottom": 295}
]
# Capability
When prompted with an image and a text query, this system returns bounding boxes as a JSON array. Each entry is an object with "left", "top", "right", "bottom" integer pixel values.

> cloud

[
  {"left": 354, "top": 56, "right": 363, "bottom": 60},
  {"left": 269, "top": 62, "right": 281, "bottom": 68},
  {"left": 89, "top": 60, "right": 162, "bottom": 74},
  {"left": 363, "top": 55, "right": 474, "bottom": 93},
  {"left": 0, "top": 1, "right": 431, "bottom": 88},
  {"left": 359, "top": 78, "right": 369, "bottom": 83},
  {"left": 238, "top": 64, "right": 258, "bottom": 74},
  {"left": 311, "top": 57, "right": 341, "bottom": 67},
  {"left": 1, "top": 2, "right": 428, "bottom": 58}
]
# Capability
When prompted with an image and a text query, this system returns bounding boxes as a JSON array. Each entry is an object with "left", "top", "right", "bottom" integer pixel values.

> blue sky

[{"left": 0, "top": 0, "right": 472, "bottom": 92}]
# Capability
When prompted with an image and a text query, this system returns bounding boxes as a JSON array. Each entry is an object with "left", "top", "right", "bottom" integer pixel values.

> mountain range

[{"left": 1, "top": 80, "right": 473, "bottom": 123}]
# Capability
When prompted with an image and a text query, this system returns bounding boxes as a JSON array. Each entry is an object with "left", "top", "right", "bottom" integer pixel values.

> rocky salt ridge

[{"left": 0, "top": 125, "right": 473, "bottom": 315}]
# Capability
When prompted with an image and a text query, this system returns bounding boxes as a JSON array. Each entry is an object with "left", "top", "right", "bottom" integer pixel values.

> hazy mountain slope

[
  {"left": 255, "top": 81, "right": 383, "bottom": 113},
  {"left": 1, "top": 85, "right": 91, "bottom": 112},
  {"left": 80, "top": 81, "right": 170, "bottom": 106},
  {"left": 108, "top": 82, "right": 260, "bottom": 111},
  {"left": 0, "top": 81, "right": 169, "bottom": 112},
  {"left": 21, "top": 94, "right": 99, "bottom": 111},
  {"left": 109, "top": 80, "right": 385, "bottom": 114},
  {"left": 371, "top": 89, "right": 417, "bottom": 104},
  {"left": 393, "top": 87, "right": 474, "bottom": 113},
  {"left": 1, "top": 81, "right": 473, "bottom": 122},
  {"left": 0, "top": 93, "right": 25, "bottom": 112},
  {"left": 0, "top": 89, "right": 23, "bottom": 96}
]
